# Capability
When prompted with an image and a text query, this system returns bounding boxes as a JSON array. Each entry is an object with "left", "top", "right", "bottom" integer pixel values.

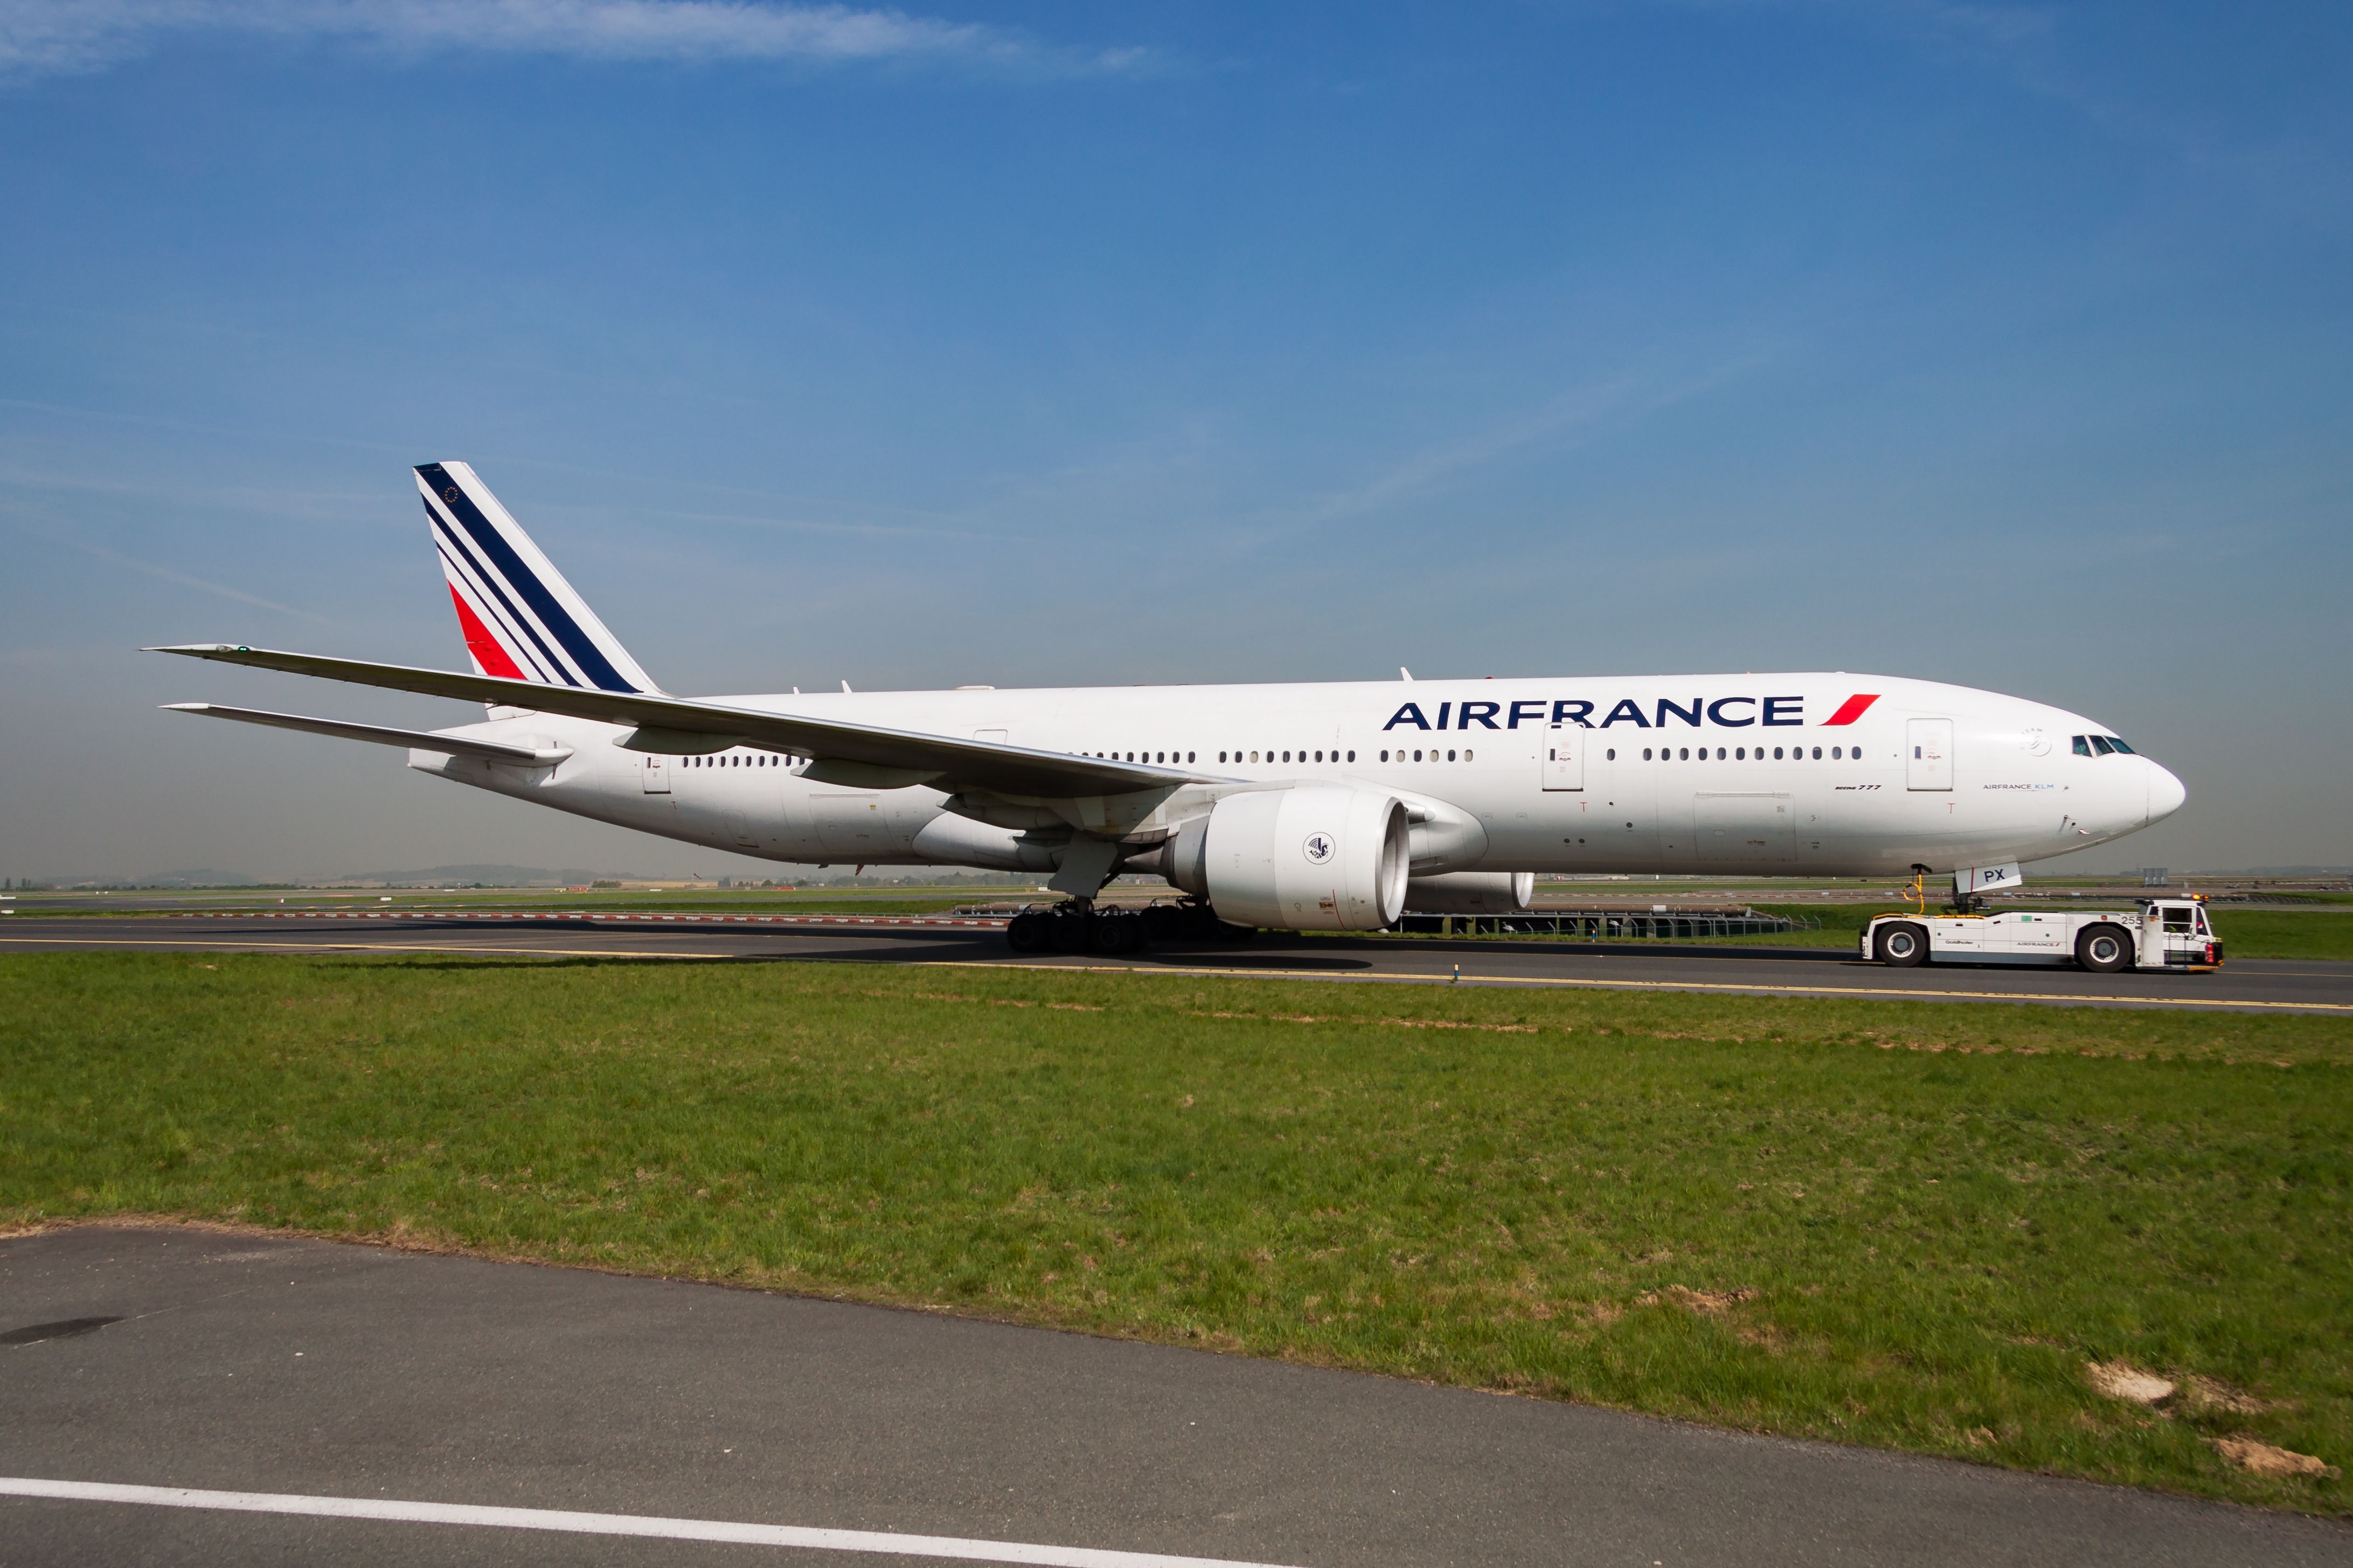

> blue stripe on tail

[{"left": 416, "top": 463, "right": 638, "bottom": 693}]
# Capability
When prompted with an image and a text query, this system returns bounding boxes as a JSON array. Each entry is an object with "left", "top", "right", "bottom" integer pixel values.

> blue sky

[{"left": 2, "top": 0, "right": 2346, "bottom": 879}]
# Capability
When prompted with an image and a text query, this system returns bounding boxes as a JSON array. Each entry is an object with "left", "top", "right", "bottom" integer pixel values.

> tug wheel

[
  {"left": 2076, "top": 925, "right": 2135, "bottom": 973},
  {"left": 1875, "top": 922, "right": 1929, "bottom": 967}
]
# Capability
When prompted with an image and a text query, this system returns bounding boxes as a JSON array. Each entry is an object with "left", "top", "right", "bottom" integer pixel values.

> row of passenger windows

[
  {"left": 681, "top": 753, "right": 790, "bottom": 767},
  {"left": 2074, "top": 735, "right": 2136, "bottom": 756},
  {"left": 1079, "top": 744, "right": 1858, "bottom": 768},
  {"left": 1633, "top": 744, "right": 1857, "bottom": 761}
]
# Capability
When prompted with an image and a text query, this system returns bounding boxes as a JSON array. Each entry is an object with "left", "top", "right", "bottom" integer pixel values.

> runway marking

[
  {"left": 3, "top": 936, "right": 2348, "bottom": 1013},
  {"left": 0, "top": 1477, "right": 1306, "bottom": 1567}
]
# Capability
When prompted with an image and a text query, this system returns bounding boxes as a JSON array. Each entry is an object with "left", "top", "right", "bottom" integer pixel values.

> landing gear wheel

[
  {"left": 2077, "top": 925, "right": 2134, "bottom": 973},
  {"left": 1089, "top": 910, "right": 1146, "bottom": 956},
  {"left": 1005, "top": 912, "right": 1047, "bottom": 954},
  {"left": 1046, "top": 908, "right": 1093, "bottom": 954},
  {"left": 1875, "top": 922, "right": 1929, "bottom": 967}
]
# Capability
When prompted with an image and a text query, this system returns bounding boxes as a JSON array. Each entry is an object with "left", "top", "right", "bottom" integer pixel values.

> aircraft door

[
  {"left": 1542, "top": 723, "right": 1585, "bottom": 791},
  {"left": 1906, "top": 717, "right": 1953, "bottom": 791},
  {"left": 642, "top": 754, "right": 670, "bottom": 793}
]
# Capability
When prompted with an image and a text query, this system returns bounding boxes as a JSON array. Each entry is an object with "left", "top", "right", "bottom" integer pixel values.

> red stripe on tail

[
  {"left": 1822, "top": 693, "right": 1879, "bottom": 726},
  {"left": 448, "top": 585, "right": 527, "bottom": 681}
]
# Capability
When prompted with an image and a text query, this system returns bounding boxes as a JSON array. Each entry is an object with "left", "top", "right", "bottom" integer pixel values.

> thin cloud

[
  {"left": 65, "top": 538, "right": 328, "bottom": 622},
  {"left": 0, "top": 0, "right": 1142, "bottom": 80},
  {"left": 1284, "top": 353, "right": 1771, "bottom": 535}
]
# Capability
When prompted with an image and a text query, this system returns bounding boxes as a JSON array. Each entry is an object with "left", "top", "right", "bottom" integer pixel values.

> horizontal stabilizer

[
  {"left": 162, "top": 703, "right": 573, "bottom": 765},
  {"left": 148, "top": 645, "right": 1219, "bottom": 799}
]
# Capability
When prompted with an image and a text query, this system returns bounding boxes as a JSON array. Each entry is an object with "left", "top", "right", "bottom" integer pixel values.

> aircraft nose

[{"left": 2146, "top": 761, "right": 2187, "bottom": 825}]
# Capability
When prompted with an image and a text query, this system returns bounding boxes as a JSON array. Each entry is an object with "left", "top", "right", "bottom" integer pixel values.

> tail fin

[{"left": 416, "top": 461, "right": 658, "bottom": 694}]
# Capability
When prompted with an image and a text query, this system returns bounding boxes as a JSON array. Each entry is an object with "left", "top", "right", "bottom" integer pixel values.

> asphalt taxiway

[
  {"left": 4, "top": 1225, "right": 2346, "bottom": 1568},
  {"left": 2, "top": 913, "right": 2349, "bottom": 1014}
]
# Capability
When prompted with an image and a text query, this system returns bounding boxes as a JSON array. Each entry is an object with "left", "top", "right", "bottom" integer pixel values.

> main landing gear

[{"left": 1004, "top": 898, "right": 1253, "bottom": 955}]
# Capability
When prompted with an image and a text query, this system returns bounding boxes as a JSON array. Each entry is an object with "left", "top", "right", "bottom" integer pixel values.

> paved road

[
  {"left": 3, "top": 1225, "right": 2344, "bottom": 1568},
  {"left": 3, "top": 914, "right": 2349, "bottom": 1014}
]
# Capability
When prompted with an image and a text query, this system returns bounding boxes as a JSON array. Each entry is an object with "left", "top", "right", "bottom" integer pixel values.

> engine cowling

[
  {"left": 1404, "top": 872, "right": 1533, "bottom": 914},
  {"left": 1161, "top": 786, "right": 1409, "bottom": 931}
]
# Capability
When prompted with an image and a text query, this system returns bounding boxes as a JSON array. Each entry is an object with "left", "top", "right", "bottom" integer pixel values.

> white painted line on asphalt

[{"left": 0, "top": 1478, "right": 1308, "bottom": 1568}]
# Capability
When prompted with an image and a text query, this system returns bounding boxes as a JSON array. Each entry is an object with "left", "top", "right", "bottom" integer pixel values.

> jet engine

[
  {"left": 1157, "top": 786, "right": 1410, "bottom": 931},
  {"left": 1403, "top": 871, "right": 1533, "bottom": 914}
]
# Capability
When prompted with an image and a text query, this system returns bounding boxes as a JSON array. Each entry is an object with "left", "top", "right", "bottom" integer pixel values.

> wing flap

[{"left": 150, "top": 645, "right": 1210, "bottom": 799}]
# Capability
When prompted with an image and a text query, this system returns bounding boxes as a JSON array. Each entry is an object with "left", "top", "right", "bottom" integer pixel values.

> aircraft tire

[
  {"left": 1089, "top": 910, "right": 1146, "bottom": 956},
  {"left": 1005, "top": 913, "right": 1047, "bottom": 953},
  {"left": 1875, "top": 921, "right": 1929, "bottom": 967},
  {"left": 1046, "top": 909, "right": 1092, "bottom": 954},
  {"left": 2076, "top": 924, "right": 2135, "bottom": 973}
]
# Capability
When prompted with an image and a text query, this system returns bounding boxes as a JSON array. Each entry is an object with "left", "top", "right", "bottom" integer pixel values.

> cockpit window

[
  {"left": 2105, "top": 736, "right": 2135, "bottom": 754},
  {"left": 2089, "top": 735, "right": 2116, "bottom": 756},
  {"left": 2072, "top": 735, "right": 2092, "bottom": 757}
]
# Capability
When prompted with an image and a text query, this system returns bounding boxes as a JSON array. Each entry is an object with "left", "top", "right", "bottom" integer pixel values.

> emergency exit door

[
  {"left": 1906, "top": 718, "right": 1952, "bottom": 790},
  {"left": 642, "top": 754, "right": 670, "bottom": 793},
  {"left": 1542, "top": 723, "right": 1585, "bottom": 790}
]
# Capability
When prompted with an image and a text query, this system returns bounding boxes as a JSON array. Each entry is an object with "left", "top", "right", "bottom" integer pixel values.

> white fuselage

[{"left": 407, "top": 672, "right": 2184, "bottom": 879}]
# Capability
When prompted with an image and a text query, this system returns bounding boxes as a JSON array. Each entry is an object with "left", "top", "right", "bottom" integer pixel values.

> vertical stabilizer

[{"left": 416, "top": 462, "right": 658, "bottom": 694}]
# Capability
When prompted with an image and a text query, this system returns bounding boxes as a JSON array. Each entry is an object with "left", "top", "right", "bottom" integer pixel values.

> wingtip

[
  {"left": 145, "top": 643, "right": 239, "bottom": 656},
  {"left": 159, "top": 703, "right": 209, "bottom": 714}
]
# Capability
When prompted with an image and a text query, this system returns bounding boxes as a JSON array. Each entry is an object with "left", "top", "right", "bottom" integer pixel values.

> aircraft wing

[
  {"left": 162, "top": 702, "right": 574, "bottom": 764},
  {"left": 150, "top": 644, "right": 1210, "bottom": 799}
]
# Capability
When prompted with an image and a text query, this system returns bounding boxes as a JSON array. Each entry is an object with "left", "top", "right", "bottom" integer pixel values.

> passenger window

[
  {"left": 1716, "top": 747, "right": 1726, "bottom": 760},
  {"left": 1346, "top": 750, "right": 1355, "bottom": 762},
  {"left": 1606, "top": 748, "right": 1616, "bottom": 761},
  {"left": 1678, "top": 747, "right": 1689, "bottom": 761},
  {"left": 2073, "top": 735, "right": 2093, "bottom": 757},
  {"left": 1833, "top": 747, "right": 1843, "bottom": 759},
  {"left": 1379, "top": 750, "right": 1389, "bottom": 762},
  {"left": 1643, "top": 748, "right": 1653, "bottom": 760},
  {"left": 1413, "top": 750, "right": 1423, "bottom": 762},
  {"left": 1447, "top": 749, "right": 1457, "bottom": 762},
  {"left": 1463, "top": 749, "right": 1473, "bottom": 761}
]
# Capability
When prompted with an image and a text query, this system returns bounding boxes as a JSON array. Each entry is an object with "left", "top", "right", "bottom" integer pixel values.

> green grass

[{"left": 3, "top": 952, "right": 2348, "bottom": 1511}]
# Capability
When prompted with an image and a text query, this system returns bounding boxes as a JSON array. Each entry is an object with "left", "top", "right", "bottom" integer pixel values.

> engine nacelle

[
  {"left": 1161, "top": 786, "right": 1409, "bottom": 931},
  {"left": 1403, "top": 871, "right": 1534, "bottom": 915}
]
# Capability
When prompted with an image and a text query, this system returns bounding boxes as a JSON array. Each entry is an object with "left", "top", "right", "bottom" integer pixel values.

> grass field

[{"left": 3, "top": 952, "right": 2347, "bottom": 1513}]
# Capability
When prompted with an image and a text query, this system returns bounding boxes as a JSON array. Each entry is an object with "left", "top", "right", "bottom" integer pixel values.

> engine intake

[{"left": 1160, "top": 786, "right": 1409, "bottom": 931}]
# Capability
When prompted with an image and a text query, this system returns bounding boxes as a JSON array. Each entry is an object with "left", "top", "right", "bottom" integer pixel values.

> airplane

[{"left": 155, "top": 461, "right": 2188, "bottom": 953}]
